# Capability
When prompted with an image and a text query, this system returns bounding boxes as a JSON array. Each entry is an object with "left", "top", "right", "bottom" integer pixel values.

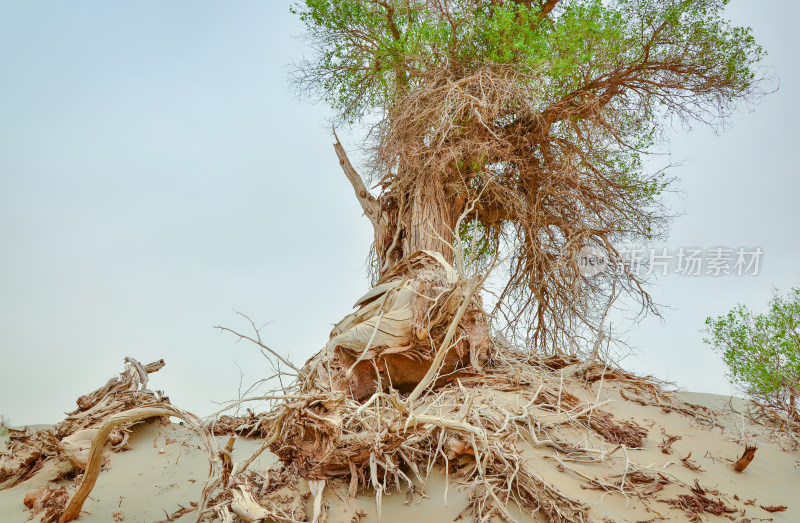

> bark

[
  {"left": 327, "top": 139, "right": 489, "bottom": 402},
  {"left": 537, "top": 0, "right": 560, "bottom": 20},
  {"left": 333, "top": 136, "right": 461, "bottom": 277},
  {"left": 732, "top": 445, "right": 758, "bottom": 473},
  {"left": 303, "top": 251, "right": 490, "bottom": 402},
  {"left": 401, "top": 178, "right": 458, "bottom": 263}
]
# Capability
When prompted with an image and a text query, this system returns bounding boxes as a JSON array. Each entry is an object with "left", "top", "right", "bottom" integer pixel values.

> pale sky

[{"left": 1, "top": 2, "right": 798, "bottom": 426}]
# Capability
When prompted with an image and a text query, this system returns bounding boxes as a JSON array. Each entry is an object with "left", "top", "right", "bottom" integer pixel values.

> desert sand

[{"left": 2, "top": 374, "right": 797, "bottom": 522}]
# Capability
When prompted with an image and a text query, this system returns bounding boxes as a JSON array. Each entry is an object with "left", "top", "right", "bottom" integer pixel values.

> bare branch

[
  {"left": 214, "top": 325, "right": 300, "bottom": 375},
  {"left": 333, "top": 127, "right": 382, "bottom": 227}
]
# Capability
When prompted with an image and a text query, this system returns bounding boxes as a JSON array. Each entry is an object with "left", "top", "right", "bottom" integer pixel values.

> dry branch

[{"left": 1, "top": 358, "right": 225, "bottom": 523}]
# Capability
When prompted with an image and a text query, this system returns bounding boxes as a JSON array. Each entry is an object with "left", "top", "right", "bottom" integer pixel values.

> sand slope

[{"left": 2, "top": 385, "right": 797, "bottom": 522}]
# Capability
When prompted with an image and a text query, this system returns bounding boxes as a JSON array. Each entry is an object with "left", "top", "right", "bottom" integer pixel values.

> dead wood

[
  {"left": 663, "top": 480, "right": 736, "bottom": 521},
  {"left": 760, "top": 504, "right": 788, "bottom": 513},
  {"left": 333, "top": 129, "right": 381, "bottom": 228},
  {"left": 680, "top": 452, "right": 704, "bottom": 472},
  {"left": 0, "top": 358, "right": 169, "bottom": 489},
  {"left": 58, "top": 398, "right": 221, "bottom": 523},
  {"left": 617, "top": 387, "right": 724, "bottom": 430},
  {"left": 24, "top": 487, "right": 69, "bottom": 523},
  {"left": 153, "top": 503, "right": 198, "bottom": 523},
  {"left": 59, "top": 406, "right": 188, "bottom": 522},
  {"left": 532, "top": 383, "right": 648, "bottom": 448},
  {"left": 211, "top": 414, "right": 271, "bottom": 438},
  {"left": 745, "top": 401, "right": 800, "bottom": 450},
  {"left": 599, "top": 470, "right": 671, "bottom": 497},
  {"left": 1, "top": 358, "right": 224, "bottom": 523},
  {"left": 585, "top": 410, "right": 647, "bottom": 449},
  {"left": 733, "top": 445, "right": 758, "bottom": 473},
  {"left": 201, "top": 466, "right": 309, "bottom": 523}
]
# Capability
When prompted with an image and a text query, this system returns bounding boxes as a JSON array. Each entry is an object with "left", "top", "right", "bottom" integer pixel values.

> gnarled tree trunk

[
  {"left": 315, "top": 137, "right": 488, "bottom": 401},
  {"left": 334, "top": 133, "right": 462, "bottom": 279},
  {"left": 302, "top": 250, "right": 490, "bottom": 401}
]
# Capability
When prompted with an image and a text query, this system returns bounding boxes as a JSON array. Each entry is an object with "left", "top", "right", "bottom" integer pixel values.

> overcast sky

[{"left": 1, "top": 2, "right": 798, "bottom": 426}]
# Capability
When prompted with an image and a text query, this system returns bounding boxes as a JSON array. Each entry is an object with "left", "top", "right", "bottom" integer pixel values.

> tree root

[{"left": 0, "top": 358, "right": 170, "bottom": 490}]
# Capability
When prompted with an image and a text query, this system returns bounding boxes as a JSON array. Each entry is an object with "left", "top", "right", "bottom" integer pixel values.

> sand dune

[{"left": 2, "top": 380, "right": 797, "bottom": 522}]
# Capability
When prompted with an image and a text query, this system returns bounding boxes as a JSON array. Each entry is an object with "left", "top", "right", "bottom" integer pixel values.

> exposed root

[
  {"left": 215, "top": 341, "right": 671, "bottom": 522},
  {"left": 583, "top": 469, "right": 671, "bottom": 498},
  {"left": 201, "top": 466, "right": 309, "bottom": 522},
  {"left": 210, "top": 413, "right": 272, "bottom": 438},
  {"left": 0, "top": 358, "right": 170, "bottom": 489},
  {"left": 583, "top": 411, "right": 647, "bottom": 449},
  {"left": 195, "top": 252, "right": 677, "bottom": 522}
]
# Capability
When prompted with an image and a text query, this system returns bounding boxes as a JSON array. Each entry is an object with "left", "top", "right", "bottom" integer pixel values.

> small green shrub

[{"left": 704, "top": 288, "right": 800, "bottom": 421}]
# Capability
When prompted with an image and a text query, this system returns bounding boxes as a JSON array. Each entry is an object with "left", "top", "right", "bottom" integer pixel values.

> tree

[
  {"left": 704, "top": 288, "right": 800, "bottom": 422},
  {"left": 293, "top": 0, "right": 765, "bottom": 353}
]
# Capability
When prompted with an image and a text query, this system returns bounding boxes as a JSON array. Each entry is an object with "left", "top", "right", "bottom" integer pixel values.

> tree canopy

[
  {"left": 294, "top": 0, "right": 761, "bottom": 120},
  {"left": 293, "top": 0, "right": 765, "bottom": 352}
]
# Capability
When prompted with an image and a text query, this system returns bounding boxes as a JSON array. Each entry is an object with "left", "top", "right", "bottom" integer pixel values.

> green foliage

[
  {"left": 704, "top": 289, "right": 800, "bottom": 414},
  {"left": 457, "top": 219, "right": 496, "bottom": 263},
  {"left": 293, "top": 0, "right": 763, "bottom": 119},
  {"left": 293, "top": 0, "right": 764, "bottom": 204}
]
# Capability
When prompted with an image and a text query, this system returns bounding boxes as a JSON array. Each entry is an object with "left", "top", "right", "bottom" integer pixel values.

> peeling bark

[{"left": 304, "top": 251, "right": 489, "bottom": 401}]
